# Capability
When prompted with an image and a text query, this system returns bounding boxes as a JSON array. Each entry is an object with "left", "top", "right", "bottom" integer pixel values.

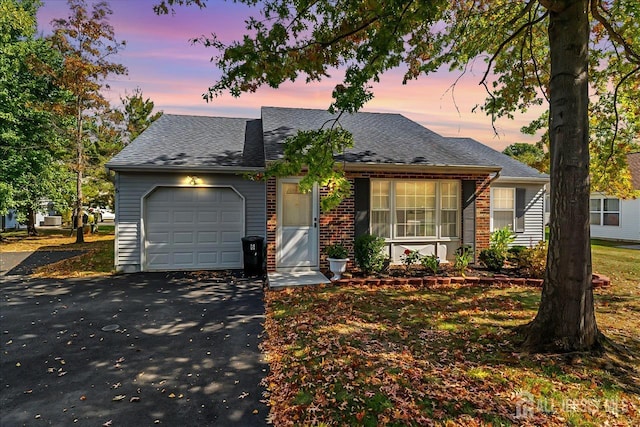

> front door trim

[{"left": 276, "top": 177, "right": 319, "bottom": 271}]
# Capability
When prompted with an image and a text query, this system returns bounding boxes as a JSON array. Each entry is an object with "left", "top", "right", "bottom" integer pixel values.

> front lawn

[
  {"left": 262, "top": 243, "right": 640, "bottom": 426},
  {"left": 1, "top": 226, "right": 115, "bottom": 277}
]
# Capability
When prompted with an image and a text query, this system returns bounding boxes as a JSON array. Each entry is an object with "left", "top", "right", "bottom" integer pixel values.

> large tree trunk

[{"left": 523, "top": 0, "right": 599, "bottom": 352}]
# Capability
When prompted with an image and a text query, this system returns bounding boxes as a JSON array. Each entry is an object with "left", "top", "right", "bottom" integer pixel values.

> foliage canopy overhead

[{"left": 158, "top": 0, "right": 639, "bottom": 197}]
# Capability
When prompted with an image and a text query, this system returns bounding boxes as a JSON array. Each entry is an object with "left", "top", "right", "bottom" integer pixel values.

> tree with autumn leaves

[
  {"left": 0, "top": 0, "right": 75, "bottom": 236},
  {"left": 48, "top": 0, "right": 127, "bottom": 243},
  {"left": 2, "top": 0, "right": 161, "bottom": 238},
  {"left": 157, "top": 0, "right": 639, "bottom": 353}
]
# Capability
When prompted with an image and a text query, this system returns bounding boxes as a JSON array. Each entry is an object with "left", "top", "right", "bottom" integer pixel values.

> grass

[
  {"left": 262, "top": 242, "right": 640, "bottom": 426},
  {"left": 1, "top": 226, "right": 115, "bottom": 277},
  {"left": 3, "top": 227, "right": 639, "bottom": 423}
]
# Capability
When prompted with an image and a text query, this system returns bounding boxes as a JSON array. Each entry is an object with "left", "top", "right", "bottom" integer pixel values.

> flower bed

[{"left": 331, "top": 265, "right": 611, "bottom": 288}]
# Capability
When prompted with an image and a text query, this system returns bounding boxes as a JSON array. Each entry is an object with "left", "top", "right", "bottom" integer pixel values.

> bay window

[{"left": 371, "top": 180, "right": 459, "bottom": 239}]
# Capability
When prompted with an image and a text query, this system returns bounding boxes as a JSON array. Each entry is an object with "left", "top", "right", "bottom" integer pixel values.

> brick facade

[
  {"left": 318, "top": 185, "right": 355, "bottom": 272},
  {"left": 266, "top": 177, "right": 277, "bottom": 272},
  {"left": 265, "top": 171, "right": 492, "bottom": 272},
  {"left": 474, "top": 175, "right": 492, "bottom": 253}
]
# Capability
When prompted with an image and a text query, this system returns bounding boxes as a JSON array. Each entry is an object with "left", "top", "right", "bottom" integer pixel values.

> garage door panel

[
  {"left": 197, "top": 231, "right": 218, "bottom": 244},
  {"left": 147, "top": 231, "right": 170, "bottom": 242},
  {"left": 221, "top": 251, "right": 242, "bottom": 264},
  {"left": 173, "top": 251, "right": 195, "bottom": 264},
  {"left": 198, "top": 252, "right": 218, "bottom": 264},
  {"left": 147, "top": 211, "right": 170, "bottom": 225},
  {"left": 173, "top": 211, "right": 196, "bottom": 223},
  {"left": 151, "top": 190, "right": 171, "bottom": 203},
  {"left": 221, "top": 231, "right": 241, "bottom": 244},
  {"left": 145, "top": 187, "right": 244, "bottom": 271},
  {"left": 173, "top": 231, "right": 194, "bottom": 244},
  {"left": 197, "top": 211, "right": 219, "bottom": 223},
  {"left": 173, "top": 190, "right": 197, "bottom": 203},
  {"left": 221, "top": 211, "right": 242, "bottom": 223},
  {"left": 221, "top": 191, "right": 240, "bottom": 202},
  {"left": 147, "top": 253, "right": 170, "bottom": 267}
]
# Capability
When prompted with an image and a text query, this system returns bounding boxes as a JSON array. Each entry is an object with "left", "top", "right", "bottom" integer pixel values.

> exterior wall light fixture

[{"left": 186, "top": 175, "right": 202, "bottom": 186}]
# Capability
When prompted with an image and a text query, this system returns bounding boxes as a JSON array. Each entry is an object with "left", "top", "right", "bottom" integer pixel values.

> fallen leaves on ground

[{"left": 261, "top": 283, "right": 640, "bottom": 426}]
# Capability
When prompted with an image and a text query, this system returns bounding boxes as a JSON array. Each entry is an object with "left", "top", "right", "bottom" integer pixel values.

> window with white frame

[
  {"left": 590, "top": 197, "right": 620, "bottom": 226},
  {"left": 491, "top": 188, "right": 515, "bottom": 231},
  {"left": 370, "top": 180, "right": 459, "bottom": 239},
  {"left": 371, "top": 181, "right": 391, "bottom": 237}
]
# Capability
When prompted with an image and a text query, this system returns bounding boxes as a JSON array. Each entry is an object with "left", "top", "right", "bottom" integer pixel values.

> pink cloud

[{"left": 38, "top": 0, "right": 546, "bottom": 152}]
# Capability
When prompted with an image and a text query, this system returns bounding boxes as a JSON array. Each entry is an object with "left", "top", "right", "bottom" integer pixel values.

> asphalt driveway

[{"left": 0, "top": 272, "right": 268, "bottom": 426}]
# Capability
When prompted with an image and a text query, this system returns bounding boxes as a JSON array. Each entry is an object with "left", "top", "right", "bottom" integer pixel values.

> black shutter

[
  {"left": 515, "top": 188, "right": 526, "bottom": 233},
  {"left": 461, "top": 180, "right": 476, "bottom": 255},
  {"left": 354, "top": 178, "right": 370, "bottom": 238}
]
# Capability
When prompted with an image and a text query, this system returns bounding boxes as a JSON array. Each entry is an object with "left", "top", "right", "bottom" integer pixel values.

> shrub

[
  {"left": 420, "top": 254, "right": 440, "bottom": 275},
  {"left": 453, "top": 245, "right": 473, "bottom": 276},
  {"left": 490, "top": 226, "right": 515, "bottom": 257},
  {"left": 479, "top": 248, "right": 506, "bottom": 272},
  {"left": 518, "top": 241, "right": 547, "bottom": 278},
  {"left": 401, "top": 249, "right": 421, "bottom": 272},
  {"left": 324, "top": 242, "right": 348, "bottom": 259},
  {"left": 354, "top": 234, "right": 387, "bottom": 275},
  {"left": 507, "top": 245, "right": 527, "bottom": 263}
]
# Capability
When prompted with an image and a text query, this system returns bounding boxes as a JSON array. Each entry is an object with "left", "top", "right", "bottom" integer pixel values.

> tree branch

[
  {"left": 600, "top": 64, "right": 640, "bottom": 179},
  {"left": 591, "top": 0, "right": 640, "bottom": 64},
  {"left": 480, "top": 9, "right": 549, "bottom": 87},
  {"left": 528, "top": 3, "right": 550, "bottom": 104}
]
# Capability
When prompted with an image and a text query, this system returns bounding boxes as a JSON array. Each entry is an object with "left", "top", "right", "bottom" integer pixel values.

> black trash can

[{"left": 241, "top": 236, "right": 264, "bottom": 276}]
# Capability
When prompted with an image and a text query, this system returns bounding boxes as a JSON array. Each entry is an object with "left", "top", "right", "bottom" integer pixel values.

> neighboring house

[
  {"left": 589, "top": 152, "right": 640, "bottom": 242},
  {"left": 106, "top": 107, "right": 548, "bottom": 273},
  {"left": 1, "top": 201, "right": 55, "bottom": 231},
  {"left": 2, "top": 210, "right": 19, "bottom": 230}
]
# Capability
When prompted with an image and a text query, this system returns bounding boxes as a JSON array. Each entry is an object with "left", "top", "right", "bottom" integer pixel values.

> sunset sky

[{"left": 37, "top": 0, "right": 546, "bottom": 151}]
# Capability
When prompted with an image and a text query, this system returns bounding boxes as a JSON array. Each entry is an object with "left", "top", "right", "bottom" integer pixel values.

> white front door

[{"left": 277, "top": 179, "right": 319, "bottom": 270}]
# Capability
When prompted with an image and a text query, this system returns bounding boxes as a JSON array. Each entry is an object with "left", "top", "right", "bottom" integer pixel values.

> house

[
  {"left": 589, "top": 152, "right": 640, "bottom": 242},
  {"left": 106, "top": 107, "right": 548, "bottom": 274}
]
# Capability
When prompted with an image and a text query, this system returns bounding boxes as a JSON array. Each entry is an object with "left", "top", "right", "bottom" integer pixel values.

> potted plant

[{"left": 324, "top": 242, "right": 349, "bottom": 281}]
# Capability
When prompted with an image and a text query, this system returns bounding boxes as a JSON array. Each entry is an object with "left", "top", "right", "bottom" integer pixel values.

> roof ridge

[
  {"left": 261, "top": 105, "right": 403, "bottom": 117},
  {"left": 162, "top": 113, "right": 256, "bottom": 121}
]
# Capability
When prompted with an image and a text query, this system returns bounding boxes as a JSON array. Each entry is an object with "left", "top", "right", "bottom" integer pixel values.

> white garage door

[{"left": 144, "top": 187, "right": 244, "bottom": 270}]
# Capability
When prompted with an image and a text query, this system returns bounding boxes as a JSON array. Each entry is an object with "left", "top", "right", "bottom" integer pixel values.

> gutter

[
  {"left": 494, "top": 176, "right": 549, "bottom": 184},
  {"left": 341, "top": 162, "right": 502, "bottom": 175}
]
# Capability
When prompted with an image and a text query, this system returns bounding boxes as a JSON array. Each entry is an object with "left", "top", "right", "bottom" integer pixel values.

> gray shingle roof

[
  {"left": 261, "top": 107, "right": 500, "bottom": 169},
  {"left": 106, "top": 114, "right": 264, "bottom": 171},
  {"left": 446, "top": 137, "right": 548, "bottom": 180},
  {"left": 107, "top": 107, "right": 548, "bottom": 182}
]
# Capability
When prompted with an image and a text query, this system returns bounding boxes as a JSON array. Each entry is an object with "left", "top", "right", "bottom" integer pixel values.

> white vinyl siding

[
  {"left": 491, "top": 182, "right": 546, "bottom": 247},
  {"left": 590, "top": 193, "right": 640, "bottom": 242}
]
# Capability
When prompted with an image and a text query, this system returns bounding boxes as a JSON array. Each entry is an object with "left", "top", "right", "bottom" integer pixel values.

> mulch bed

[{"left": 332, "top": 265, "right": 611, "bottom": 288}]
